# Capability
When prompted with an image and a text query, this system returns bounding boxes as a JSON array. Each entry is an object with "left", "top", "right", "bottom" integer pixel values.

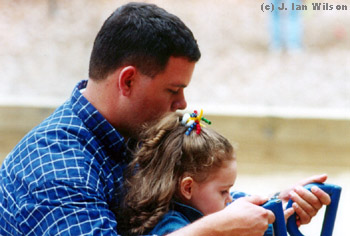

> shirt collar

[
  {"left": 171, "top": 201, "right": 204, "bottom": 223},
  {"left": 70, "top": 80, "right": 127, "bottom": 162}
]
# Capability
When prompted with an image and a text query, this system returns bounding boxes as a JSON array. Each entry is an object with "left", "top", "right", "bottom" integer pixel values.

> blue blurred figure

[{"left": 270, "top": 0, "right": 303, "bottom": 52}]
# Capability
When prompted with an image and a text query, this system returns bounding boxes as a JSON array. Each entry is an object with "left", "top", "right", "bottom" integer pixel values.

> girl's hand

[
  {"left": 279, "top": 174, "right": 331, "bottom": 226},
  {"left": 283, "top": 206, "right": 295, "bottom": 223}
]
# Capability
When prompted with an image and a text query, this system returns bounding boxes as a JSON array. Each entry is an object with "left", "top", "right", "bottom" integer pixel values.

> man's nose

[{"left": 171, "top": 92, "right": 187, "bottom": 111}]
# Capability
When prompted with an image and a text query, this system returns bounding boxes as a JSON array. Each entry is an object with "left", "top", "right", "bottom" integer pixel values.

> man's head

[
  {"left": 89, "top": 2, "right": 201, "bottom": 81},
  {"left": 85, "top": 3, "right": 200, "bottom": 139}
]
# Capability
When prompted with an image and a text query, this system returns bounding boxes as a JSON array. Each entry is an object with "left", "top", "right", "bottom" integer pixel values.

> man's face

[{"left": 131, "top": 56, "right": 195, "bottom": 126}]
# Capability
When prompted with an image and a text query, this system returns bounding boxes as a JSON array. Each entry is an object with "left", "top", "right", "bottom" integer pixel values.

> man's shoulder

[
  {"left": 11, "top": 102, "right": 91, "bottom": 158},
  {"left": 2, "top": 102, "right": 97, "bottom": 185},
  {"left": 39, "top": 100, "right": 86, "bottom": 133}
]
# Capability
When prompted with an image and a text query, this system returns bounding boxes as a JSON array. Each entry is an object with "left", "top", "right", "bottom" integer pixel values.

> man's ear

[
  {"left": 180, "top": 176, "right": 194, "bottom": 200},
  {"left": 118, "top": 66, "right": 136, "bottom": 96}
]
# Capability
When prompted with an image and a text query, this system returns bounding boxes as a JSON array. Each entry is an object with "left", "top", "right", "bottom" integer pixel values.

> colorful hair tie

[{"left": 181, "top": 109, "right": 212, "bottom": 135}]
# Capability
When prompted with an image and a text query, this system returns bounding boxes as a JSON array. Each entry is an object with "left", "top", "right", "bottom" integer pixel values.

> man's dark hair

[{"left": 89, "top": 2, "right": 201, "bottom": 80}]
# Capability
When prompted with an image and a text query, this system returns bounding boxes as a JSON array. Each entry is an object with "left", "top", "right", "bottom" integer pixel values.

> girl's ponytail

[{"left": 119, "top": 113, "right": 185, "bottom": 235}]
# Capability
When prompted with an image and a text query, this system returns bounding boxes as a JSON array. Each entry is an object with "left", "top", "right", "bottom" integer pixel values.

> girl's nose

[{"left": 225, "top": 194, "right": 234, "bottom": 206}]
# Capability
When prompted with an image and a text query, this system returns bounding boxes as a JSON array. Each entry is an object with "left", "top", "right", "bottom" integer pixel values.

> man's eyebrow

[{"left": 170, "top": 83, "right": 187, "bottom": 88}]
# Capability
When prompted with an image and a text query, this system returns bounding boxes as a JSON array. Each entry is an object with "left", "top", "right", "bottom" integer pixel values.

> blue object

[
  {"left": 270, "top": 0, "right": 303, "bottom": 51},
  {"left": 286, "top": 183, "right": 342, "bottom": 236},
  {"left": 262, "top": 199, "right": 288, "bottom": 236}
]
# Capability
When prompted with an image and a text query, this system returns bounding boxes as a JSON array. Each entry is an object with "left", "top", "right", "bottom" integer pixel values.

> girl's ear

[
  {"left": 180, "top": 176, "right": 194, "bottom": 200},
  {"left": 118, "top": 66, "right": 137, "bottom": 96}
]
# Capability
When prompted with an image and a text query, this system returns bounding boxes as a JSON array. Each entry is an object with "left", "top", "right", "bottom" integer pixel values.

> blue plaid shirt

[{"left": 0, "top": 80, "right": 129, "bottom": 235}]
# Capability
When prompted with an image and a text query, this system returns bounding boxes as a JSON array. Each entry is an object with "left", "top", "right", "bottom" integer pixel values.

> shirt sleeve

[
  {"left": 5, "top": 131, "right": 121, "bottom": 235},
  {"left": 16, "top": 179, "right": 119, "bottom": 235}
]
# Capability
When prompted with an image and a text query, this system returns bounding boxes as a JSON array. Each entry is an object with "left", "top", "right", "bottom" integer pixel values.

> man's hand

[
  {"left": 169, "top": 195, "right": 275, "bottom": 236},
  {"left": 224, "top": 195, "right": 276, "bottom": 235},
  {"left": 279, "top": 174, "right": 331, "bottom": 226}
]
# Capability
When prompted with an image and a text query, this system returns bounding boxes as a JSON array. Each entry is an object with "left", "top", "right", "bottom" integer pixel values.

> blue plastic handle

[
  {"left": 262, "top": 199, "right": 287, "bottom": 236},
  {"left": 286, "top": 183, "right": 342, "bottom": 236}
]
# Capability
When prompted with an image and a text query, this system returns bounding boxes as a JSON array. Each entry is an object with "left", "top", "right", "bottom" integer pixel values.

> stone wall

[{"left": 1, "top": 0, "right": 349, "bottom": 109}]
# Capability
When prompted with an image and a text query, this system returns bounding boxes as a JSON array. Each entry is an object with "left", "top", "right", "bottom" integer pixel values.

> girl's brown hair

[{"left": 118, "top": 112, "right": 235, "bottom": 235}]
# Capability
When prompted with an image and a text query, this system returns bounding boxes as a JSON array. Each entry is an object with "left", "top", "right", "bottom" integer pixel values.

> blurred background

[{"left": 1, "top": 0, "right": 349, "bottom": 234}]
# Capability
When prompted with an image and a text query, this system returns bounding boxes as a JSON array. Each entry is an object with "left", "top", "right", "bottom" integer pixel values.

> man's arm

[
  {"left": 168, "top": 195, "right": 275, "bottom": 236},
  {"left": 16, "top": 179, "right": 119, "bottom": 235}
]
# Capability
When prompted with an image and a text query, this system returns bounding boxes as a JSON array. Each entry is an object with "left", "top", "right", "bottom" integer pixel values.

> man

[{"left": 0, "top": 2, "right": 330, "bottom": 235}]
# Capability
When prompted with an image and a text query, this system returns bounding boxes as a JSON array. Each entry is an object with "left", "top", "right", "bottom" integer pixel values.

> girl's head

[
  {"left": 179, "top": 152, "right": 236, "bottom": 215},
  {"left": 121, "top": 112, "right": 236, "bottom": 234}
]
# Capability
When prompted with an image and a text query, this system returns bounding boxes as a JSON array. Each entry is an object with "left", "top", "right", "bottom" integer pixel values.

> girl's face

[{"left": 189, "top": 159, "right": 237, "bottom": 215}]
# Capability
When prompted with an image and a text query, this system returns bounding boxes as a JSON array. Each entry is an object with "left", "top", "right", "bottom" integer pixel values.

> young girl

[{"left": 118, "top": 110, "right": 238, "bottom": 235}]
